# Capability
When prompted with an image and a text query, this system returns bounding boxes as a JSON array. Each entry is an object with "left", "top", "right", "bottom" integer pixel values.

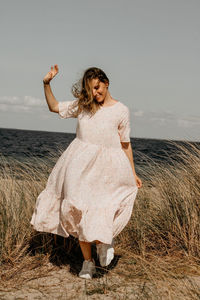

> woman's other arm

[{"left": 121, "top": 142, "right": 142, "bottom": 188}]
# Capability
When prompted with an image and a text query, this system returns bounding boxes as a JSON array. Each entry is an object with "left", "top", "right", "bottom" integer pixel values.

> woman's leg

[{"left": 79, "top": 240, "right": 92, "bottom": 261}]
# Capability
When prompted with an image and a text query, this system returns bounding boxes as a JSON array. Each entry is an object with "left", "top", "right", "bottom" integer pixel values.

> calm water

[{"left": 0, "top": 127, "right": 199, "bottom": 179}]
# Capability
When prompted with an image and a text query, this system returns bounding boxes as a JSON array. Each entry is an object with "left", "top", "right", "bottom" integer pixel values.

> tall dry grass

[
  {"left": 117, "top": 141, "right": 200, "bottom": 259},
  {"left": 0, "top": 141, "right": 199, "bottom": 298}
]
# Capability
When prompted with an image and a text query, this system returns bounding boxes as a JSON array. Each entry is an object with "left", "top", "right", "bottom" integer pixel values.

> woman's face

[{"left": 90, "top": 78, "right": 109, "bottom": 103}]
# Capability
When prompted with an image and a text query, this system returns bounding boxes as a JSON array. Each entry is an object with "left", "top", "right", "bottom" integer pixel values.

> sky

[{"left": 0, "top": 0, "right": 200, "bottom": 141}]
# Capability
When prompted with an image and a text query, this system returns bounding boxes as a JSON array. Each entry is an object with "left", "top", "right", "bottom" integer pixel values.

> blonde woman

[{"left": 30, "top": 65, "right": 142, "bottom": 279}]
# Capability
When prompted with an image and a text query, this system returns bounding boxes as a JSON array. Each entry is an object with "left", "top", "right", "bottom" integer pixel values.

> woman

[{"left": 30, "top": 65, "right": 142, "bottom": 279}]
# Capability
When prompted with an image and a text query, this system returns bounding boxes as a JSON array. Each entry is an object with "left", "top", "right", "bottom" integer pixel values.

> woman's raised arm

[{"left": 43, "top": 64, "right": 59, "bottom": 113}]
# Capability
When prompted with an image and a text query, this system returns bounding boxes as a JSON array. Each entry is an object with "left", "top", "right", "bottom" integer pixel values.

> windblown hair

[{"left": 70, "top": 67, "right": 110, "bottom": 117}]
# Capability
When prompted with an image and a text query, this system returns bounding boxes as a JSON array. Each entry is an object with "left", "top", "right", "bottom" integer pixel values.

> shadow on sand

[{"left": 28, "top": 231, "right": 121, "bottom": 278}]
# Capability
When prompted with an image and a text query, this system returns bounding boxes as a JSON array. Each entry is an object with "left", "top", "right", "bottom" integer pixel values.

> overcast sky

[{"left": 0, "top": 0, "right": 199, "bottom": 141}]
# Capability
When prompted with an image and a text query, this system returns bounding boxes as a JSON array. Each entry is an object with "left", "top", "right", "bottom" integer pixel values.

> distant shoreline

[{"left": 1, "top": 126, "right": 199, "bottom": 143}]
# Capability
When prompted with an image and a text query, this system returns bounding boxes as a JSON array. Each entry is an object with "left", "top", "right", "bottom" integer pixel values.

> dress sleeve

[
  {"left": 118, "top": 106, "right": 131, "bottom": 142},
  {"left": 58, "top": 99, "right": 79, "bottom": 119}
]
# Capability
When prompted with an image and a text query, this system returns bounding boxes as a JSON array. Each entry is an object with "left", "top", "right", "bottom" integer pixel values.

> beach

[{"left": 0, "top": 128, "right": 200, "bottom": 299}]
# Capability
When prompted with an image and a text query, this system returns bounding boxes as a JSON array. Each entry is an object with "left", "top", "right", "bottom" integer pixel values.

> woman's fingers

[
  {"left": 54, "top": 65, "right": 59, "bottom": 74},
  {"left": 50, "top": 65, "right": 59, "bottom": 77},
  {"left": 135, "top": 175, "right": 142, "bottom": 188},
  {"left": 138, "top": 179, "right": 142, "bottom": 188},
  {"left": 43, "top": 65, "right": 59, "bottom": 83}
]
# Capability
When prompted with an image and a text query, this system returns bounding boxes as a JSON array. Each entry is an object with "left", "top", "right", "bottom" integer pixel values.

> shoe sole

[{"left": 79, "top": 266, "right": 96, "bottom": 279}]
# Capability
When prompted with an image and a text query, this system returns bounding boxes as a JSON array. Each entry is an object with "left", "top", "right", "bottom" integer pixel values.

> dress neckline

[{"left": 100, "top": 101, "right": 120, "bottom": 109}]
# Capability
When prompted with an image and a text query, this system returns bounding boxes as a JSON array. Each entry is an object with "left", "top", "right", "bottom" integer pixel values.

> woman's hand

[
  {"left": 134, "top": 174, "right": 142, "bottom": 188},
  {"left": 43, "top": 64, "right": 59, "bottom": 84}
]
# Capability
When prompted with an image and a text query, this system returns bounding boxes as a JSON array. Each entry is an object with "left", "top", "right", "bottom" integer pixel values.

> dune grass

[{"left": 0, "top": 141, "right": 199, "bottom": 298}]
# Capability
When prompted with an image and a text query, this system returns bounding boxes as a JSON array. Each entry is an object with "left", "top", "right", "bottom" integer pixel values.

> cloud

[
  {"left": 133, "top": 110, "right": 144, "bottom": 117},
  {"left": 24, "top": 96, "right": 45, "bottom": 107},
  {"left": 0, "top": 95, "right": 46, "bottom": 113},
  {"left": 132, "top": 108, "right": 200, "bottom": 128},
  {"left": 177, "top": 119, "right": 192, "bottom": 128},
  {"left": 1, "top": 96, "right": 200, "bottom": 131},
  {"left": 177, "top": 116, "right": 200, "bottom": 128}
]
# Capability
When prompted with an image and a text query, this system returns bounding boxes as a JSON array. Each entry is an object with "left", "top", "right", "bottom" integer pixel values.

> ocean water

[{"left": 0, "top": 127, "right": 199, "bottom": 179}]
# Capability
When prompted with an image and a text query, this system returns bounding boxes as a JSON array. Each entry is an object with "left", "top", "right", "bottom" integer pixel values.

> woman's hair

[{"left": 71, "top": 67, "right": 110, "bottom": 117}]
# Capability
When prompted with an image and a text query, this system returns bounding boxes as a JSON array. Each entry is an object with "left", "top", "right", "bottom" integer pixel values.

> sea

[{"left": 0, "top": 127, "right": 199, "bottom": 180}]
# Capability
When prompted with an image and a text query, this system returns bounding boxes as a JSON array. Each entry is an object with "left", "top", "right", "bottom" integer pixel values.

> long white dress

[{"left": 30, "top": 100, "right": 138, "bottom": 244}]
